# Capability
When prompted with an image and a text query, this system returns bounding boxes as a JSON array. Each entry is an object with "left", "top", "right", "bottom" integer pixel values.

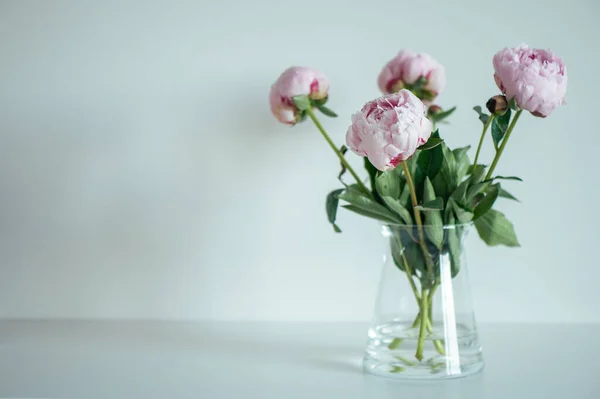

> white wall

[{"left": 0, "top": 0, "right": 598, "bottom": 323}]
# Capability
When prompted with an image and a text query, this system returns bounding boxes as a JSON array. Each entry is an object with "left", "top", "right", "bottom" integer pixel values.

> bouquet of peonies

[{"left": 270, "top": 45, "right": 567, "bottom": 371}]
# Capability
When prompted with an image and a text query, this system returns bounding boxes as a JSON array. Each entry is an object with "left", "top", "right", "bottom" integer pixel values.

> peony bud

[
  {"left": 427, "top": 105, "right": 443, "bottom": 117},
  {"left": 269, "top": 67, "right": 330, "bottom": 125},
  {"left": 378, "top": 50, "right": 446, "bottom": 103},
  {"left": 493, "top": 44, "right": 567, "bottom": 117},
  {"left": 486, "top": 95, "right": 508, "bottom": 115},
  {"left": 345, "top": 90, "right": 433, "bottom": 171}
]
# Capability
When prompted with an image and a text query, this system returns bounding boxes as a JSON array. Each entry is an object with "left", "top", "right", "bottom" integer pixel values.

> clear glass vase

[{"left": 363, "top": 223, "right": 483, "bottom": 379}]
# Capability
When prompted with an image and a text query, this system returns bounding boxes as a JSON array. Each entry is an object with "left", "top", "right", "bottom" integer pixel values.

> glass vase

[{"left": 363, "top": 223, "right": 483, "bottom": 379}]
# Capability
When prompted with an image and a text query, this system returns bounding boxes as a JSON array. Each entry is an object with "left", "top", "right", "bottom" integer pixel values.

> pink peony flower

[
  {"left": 378, "top": 50, "right": 446, "bottom": 102},
  {"left": 493, "top": 44, "right": 567, "bottom": 117},
  {"left": 346, "top": 89, "right": 433, "bottom": 171},
  {"left": 269, "top": 67, "right": 330, "bottom": 125}
]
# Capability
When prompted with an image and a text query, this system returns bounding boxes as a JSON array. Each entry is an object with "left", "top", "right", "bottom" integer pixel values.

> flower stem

[
  {"left": 305, "top": 108, "right": 372, "bottom": 197},
  {"left": 485, "top": 110, "right": 523, "bottom": 180},
  {"left": 473, "top": 115, "right": 494, "bottom": 166},
  {"left": 415, "top": 287, "right": 428, "bottom": 361},
  {"left": 398, "top": 242, "right": 420, "bottom": 303},
  {"left": 426, "top": 283, "right": 445, "bottom": 355},
  {"left": 400, "top": 162, "right": 435, "bottom": 282},
  {"left": 411, "top": 312, "right": 421, "bottom": 328}
]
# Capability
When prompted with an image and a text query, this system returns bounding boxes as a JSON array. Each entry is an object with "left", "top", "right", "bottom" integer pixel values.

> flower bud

[
  {"left": 269, "top": 67, "right": 330, "bottom": 125},
  {"left": 486, "top": 95, "right": 508, "bottom": 115},
  {"left": 377, "top": 50, "right": 445, "bottom": 103},
  {"left": 427, "top": 105, "right": 442, "bottom": 117}
]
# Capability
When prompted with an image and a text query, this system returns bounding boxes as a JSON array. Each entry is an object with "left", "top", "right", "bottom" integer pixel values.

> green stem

[
  {"left": 485, "top": 110, "right": 523, "bottom": 180},
  {"left": 473, "top": 115, "right": 494, "bottom": 166},
  {"left": 400, "top": 249, "right": 420, "bottom": 304},
  {"left": 305, "top": 108, "right": 372, "bottom": 197},
  {"left": 400, "top": 162, "right": 435, "bottom": 282},
  {"left": 415, "top": 287, "right": 428, "bottom": 361},
  {"left": 411, "top": 312, "right": 421, "bottom": 328},
  {"left": 426, "top": 283, "right": 445, "bottom": 356},
  {"left": 428, "top": 282, "right": 439, "bottom": 308}
]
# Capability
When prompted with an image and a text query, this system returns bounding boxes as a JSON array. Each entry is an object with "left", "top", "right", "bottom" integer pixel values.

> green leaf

[
  {"left": 508, "top": 97, "right": 519, "bottom": 111},
  {"left": 473, "top": 106, "right": 490, "bottom": 125},
  {"left": 453, "top": 146, "right": 471, "bottom": 183},
  {"left": 492, "top": 175, "right": 523, "bottom": 182},
  {"left": 364, "top": 157, "right": 378, "bottom": 193},
  {"left": 422, "top": 177, "right": 444, "bottom": 249},
  {"left": 326, "top": 188, "right": 345, "bottom": 233},
  {"left": 491, "top": 108, "right": 511, "bottom": 148},
  {"left": 342, "top": 205, "right": 400, "bottom": 224},
  {"left": 473, "top": 183, "right": 500, "bottom": 220},
  {"left": 438, "top": 144, "right": 457, "bottom": 191},
  {"left": 415, "top": 197, "right": 444, "bottom": 211},
  {"left": 468, "top": 164, "right": 486, "bottom": 184},
  {"left": 415, "top": 145, "right": 443, "bottom": 184},
  {"left": 454, "top": 207, "right": 474, "bottom": 224},
  {"left": 403, "top": 238, "right": 428, "bottom": 279},
  {"left": 382, "top": 196, "right": 413, "bottom": 225},
  {"left": 292, "top": 95, "right": 311, "bottom": 111},
  {"left": 474, "top": 209, "right": 520, "bottom": 247},
  {"left": 338, "top": 186, "right": 401, "bottom": 223},
  {"left": 445, "top": 213, "right": 461, "bottom": 277},
  {"left": 450, "top": 179, "right": 470, "bottom": 206},
  {"left": 419, "top": 137, "right": 444, "bottom": 151},
  {"left": 499, "top": 187, "right": 519, "bottom": 202},
  {"left": 315, "top": 103, "right": 338, "bottom": 118},
  {"left": 387, "top": 338, "right": 403, "bottom": 350},
  {"left": 337, "top": 145, "right": 348, "bottom": 185},
  {"left": 398, "top": 183, "right": 411, "bottom": 209},
  {"left": 467, "top": 181, "right": 491, "bottom": 203},
  {"left": 431, "top": 106, "right": 456, "bottom": 123},
  {"left": 376, "top": 170, "right": 401, "bottom": 199}
]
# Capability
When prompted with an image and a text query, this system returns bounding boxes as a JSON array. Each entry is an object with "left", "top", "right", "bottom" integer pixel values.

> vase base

[{"left": 362, "top": 321, "right": 484, "bottom": 380}]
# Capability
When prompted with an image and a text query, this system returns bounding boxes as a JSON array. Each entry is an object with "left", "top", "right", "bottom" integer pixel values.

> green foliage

[
  {"left": 419, "top": 137, "right": 444, "bottom": 151},
  {"left": 473, "top": 106, "right": 490, "bottom": 125},
  {"left": 474, "top": 209, "right": 520, "bottom": 247},
  {"left": 337, "top": 145, "right": 348, "bottom": 185},
  {"left": 382, "top": 196, "right": 413, "bottom": 225},
  {"left": 376, "top": 170, "right": 401, "bottom": 198},
  {"left": 292, "top": 95, "right": 311, "bottom": 111},
  {"left": 415, "top": 145, "right": 443, "bottom": 186},
  {"left": 499, "top": 187, "right": 519, "bottom": 202},
  {"left": 422, "top": 177, "right": 444, "bottom": 249},
  {"left": 325, "top": 189, "right": 345, "bottom": 233},
  {"left": 491, "top": 108, "right": 512, "bottom": 148},
  {"left": 364, "top": 157, "right": 378, "bottom": 194},
  {"left": 338, "top": 185, "right": 401, "bottom": 224},
  {"left": 326, "top": 116, "right": 521, "bottom": 283},
  {"left": 316, "top": 104, "right": 338, "bottom": 118},
  {"left": 473, "top": 183, "right": 500, "bottom": 220},
  {"left": 430, "top": 107, "right": 456, "bottom": 124}
]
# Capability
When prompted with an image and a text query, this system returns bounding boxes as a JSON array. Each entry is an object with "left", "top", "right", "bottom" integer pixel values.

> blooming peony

[
  {"left": 269, "top": 67, "right": 330, "bottom": 124},
  {"left": 346, "top": 90, "right": 433, "bottom": 171},
  {"left": 493, "top": 44, "right": 567, "bottom": 117},
  {"left": 378, "top": 50, "right": 446, "bottom": 102}
]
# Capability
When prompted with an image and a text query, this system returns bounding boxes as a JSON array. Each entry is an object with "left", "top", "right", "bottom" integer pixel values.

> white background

[{"left": 0, "top": 0, "right": 598, "bottom": 323}]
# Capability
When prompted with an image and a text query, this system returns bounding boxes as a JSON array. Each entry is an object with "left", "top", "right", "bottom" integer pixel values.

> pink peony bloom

[
  {"left": 378, "top": 50, "right": 446, "bottom": 102},
  {"left": 269, "top": 67, "right": 330, "bottom": 125},
  {"left": 493, "top": 44, "right": 567, "bottom": 117},
  {"left": 346, "top": 89, "right": 433, "bottom": 171}
]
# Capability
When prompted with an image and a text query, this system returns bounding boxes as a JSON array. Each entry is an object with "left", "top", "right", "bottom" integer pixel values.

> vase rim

[{"left": 381, "top": 222, "right": 474, "bottom": 230}]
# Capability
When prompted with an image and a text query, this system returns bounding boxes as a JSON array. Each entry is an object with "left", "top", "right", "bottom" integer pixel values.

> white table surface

[{"left": 0, "top": 321, "right": 598, "bottom": 399}]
